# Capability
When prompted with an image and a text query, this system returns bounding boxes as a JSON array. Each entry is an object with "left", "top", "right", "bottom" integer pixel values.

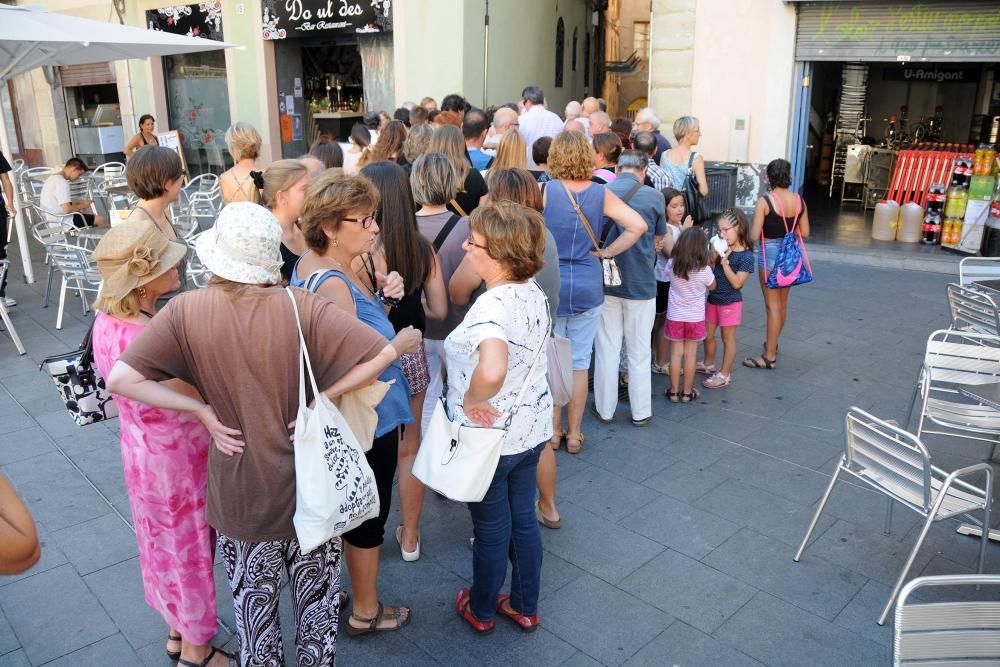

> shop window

[
  {"left": 555, "top": 17, "right": 565, "bottom": 88},
  {"left": 163, "top": 50, "right": 233, "bottom": 176},
  {"left": 633, "top": 21, "right": 649, "bottom": 60},
  {"left": 572, "top": 27, "right": 578, "bottom": 71}
]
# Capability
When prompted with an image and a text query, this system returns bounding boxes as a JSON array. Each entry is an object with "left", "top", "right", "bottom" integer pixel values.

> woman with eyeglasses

[{"left": 291, "top": 171, "right": 422, "bottom": 637}]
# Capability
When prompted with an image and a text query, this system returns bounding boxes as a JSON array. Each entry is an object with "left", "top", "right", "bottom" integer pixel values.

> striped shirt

[{"left": 665, "top": 261, "right": 714, "bottom": 322}]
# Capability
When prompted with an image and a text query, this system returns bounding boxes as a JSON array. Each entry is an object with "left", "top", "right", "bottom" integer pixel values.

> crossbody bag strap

[
  {"left": 285, "top": 287, "right": 322, "bottom": 409},
  {"left": 600, "top": 180, "right": 642, "bottom": 247},
  {"left": 449, "top": 198, "right": 468, "bottom": 218},
  {"left": 501, "top": 280, "right": 552, "bottom": 428},
  {"left": 432, "top": 213, "right": 462, "bottom": 252},
  {"left": 560, "top": 180, "right": 601, "bottom": 253}
]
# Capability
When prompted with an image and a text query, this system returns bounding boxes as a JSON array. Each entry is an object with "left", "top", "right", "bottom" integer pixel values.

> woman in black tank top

[
  {"left": 360, "top": 161, "right": 448, "bottom": 560},
  {"left": 744, "top": 159, "right": 810, "bottom": 370}
]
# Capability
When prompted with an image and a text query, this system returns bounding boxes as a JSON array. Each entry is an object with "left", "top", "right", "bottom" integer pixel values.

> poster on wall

[
  {"left": 262, "top": 0, "right": 392, "bottom": 40},
  {"left": 146, "top": 2, "right": 224, "bottom": 41},
  {"left": 156, "top": 130, "right": 189, "bottom": 180}
]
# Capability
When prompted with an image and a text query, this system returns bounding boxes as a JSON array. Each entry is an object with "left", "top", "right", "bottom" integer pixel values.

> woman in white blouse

[{"left": 446, "top": 201, "right": 552, "bottom": 635}]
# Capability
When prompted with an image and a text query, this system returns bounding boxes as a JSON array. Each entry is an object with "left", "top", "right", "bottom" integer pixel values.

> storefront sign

[
  {"left": 147, "top": 1, "right": 224, "bottom": 41},
  {"left": 883, "top": 65, "right": 981, "bottom": 83},
  {"left": 262, "top": 0, "right": 392, "bottom": 40}
]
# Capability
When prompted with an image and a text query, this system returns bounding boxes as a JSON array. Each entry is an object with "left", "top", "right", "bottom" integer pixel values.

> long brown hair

[
  {"left": 670, "top": 227, "right": 709, "bottom": 280},
  {"left": 359, "top": 120, "right": 407, "bottom": 167},
  {"left": 719, "top": 207, "right": 754, "bottom": 252},
  {"left": 360, "top": 161, "right": 433, "bottom": 296},
  {"left": 487, "top": 168, "right": 542, "bottom": 211},
  {"left": 427, "top": 124, "right": 469, "bottom": 184}
]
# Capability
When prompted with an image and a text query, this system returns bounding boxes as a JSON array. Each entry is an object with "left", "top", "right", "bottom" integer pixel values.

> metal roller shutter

[
  {"left": 58, "top": 63, "right": 115, "bottom": 87},
  {"left": 794, "top": 1, "right": 1000, "bottom": 62}
]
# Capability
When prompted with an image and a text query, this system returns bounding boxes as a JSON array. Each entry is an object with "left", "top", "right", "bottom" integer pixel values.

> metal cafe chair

[
  {"left": 946, "top": 283, "right": 1000, "bottom": 336},
  {"left": 0, "top": 261, "right": 26, "bottom": 355},
  {"left": 794, "top": 407, "right": 993, "bottom": 626},
  {"left": 184, "top": 232, "right": 212, "bottom": 289},
  {"left": 959, "top": 256, "right": 1000, "bottom": 287},
  {"left": 907, "top": 330, "right": 1000, "bottom": 460},
  {"left": 894, "top": 575, "right": 1000, "bottom": 666},
  {"left": 46, "top": 243, "right": 102, "bottom": 330}
]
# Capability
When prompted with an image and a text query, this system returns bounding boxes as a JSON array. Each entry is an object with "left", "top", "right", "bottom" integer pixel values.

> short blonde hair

[
  {"left": 299, "top": 172, "right": 380, "bottom": 252},
  {"left": 225, "top": 122, "right": 262, "bottom": 161},
  {"left": 410, "top": 153, "right": 457, "bottom": 206},
  {"left": 403, "top": 123, "right": 434, "bottom": 166},
  {"left": 547, "top": 131, "right": 594, "bottom": 182},
  {"left": 673, "top": 116, "right": 700, "bottom": 142},
  {"left": 492, "top": 131, "right": 528, "bottom": 171},
  {"left": 469, "top": 201, "right": 545, "bottom": 281}
]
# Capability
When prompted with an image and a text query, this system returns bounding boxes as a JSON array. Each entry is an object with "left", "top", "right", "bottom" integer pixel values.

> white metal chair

[
  {"left": 88, "top": 162, "right": 126, "bottom": 195},
  {"left": 184, "top": 232, "right": 212, "bottom": 288},
  {"left": 0, "top": 261, "right": 25, "bottom": 355},
  {"left": 960, "top": 257, "right": 1000, "bottom": 287},
  {"left": 947, "top": 283, "right": 1000, "bottom": 335},
  {"left": 907, "top": 330, "right": 1000, "bottom": 460},
  {"left": 894, "top": 575, "right": 1000, "bottom": 665},
  {"left": 19, "top": 167, "right": 55, "bottom": 206},
  {"left": 46, "top": 243, "right": 102, "bottom": 329},
  {"left": 795, "top": 407, "right": 993, "bottom": 626},
  {"left": 31, "top": 219, "right": 70, "bottom": 308}
]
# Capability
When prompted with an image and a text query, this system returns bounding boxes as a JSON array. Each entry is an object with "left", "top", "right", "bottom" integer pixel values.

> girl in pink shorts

[
  {"left": 700, "top": 209, "right": 755, "bottom": 389},
  {"left": 664, "top": 227, "right": 715, "bottom": 402}
]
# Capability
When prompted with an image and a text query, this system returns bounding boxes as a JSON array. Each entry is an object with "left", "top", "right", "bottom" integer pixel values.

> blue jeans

[{"left": 467, "top": 441, "right": 545, "bottom": 621}]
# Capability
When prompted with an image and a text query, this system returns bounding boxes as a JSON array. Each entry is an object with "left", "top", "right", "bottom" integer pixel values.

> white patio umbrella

[{"left": 0, "top": 4, "right": 237, "bottom": 282}]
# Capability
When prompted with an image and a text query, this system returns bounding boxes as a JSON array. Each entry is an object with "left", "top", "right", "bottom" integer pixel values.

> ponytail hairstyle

[
  {"left": 670, "top": 226, "right": 710, "bottom": 280},
  {"left": 719, "top": 207, "right": 753, "bottom": 252},
  {"left": 259, "top": 159, "right": 309, "bottom": 211}
]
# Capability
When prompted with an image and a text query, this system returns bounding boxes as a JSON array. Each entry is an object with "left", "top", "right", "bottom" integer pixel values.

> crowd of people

[{"left": 0, "top": 84, "right": 811, "bottom": 666}]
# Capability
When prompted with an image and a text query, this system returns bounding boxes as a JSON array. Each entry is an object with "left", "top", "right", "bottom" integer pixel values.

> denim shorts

[
  {"left": 758, "top": 238, "right": 783, "bottom": 275},
  {"left": 555, "top": 304, "right": 603, "bottom": 370}
]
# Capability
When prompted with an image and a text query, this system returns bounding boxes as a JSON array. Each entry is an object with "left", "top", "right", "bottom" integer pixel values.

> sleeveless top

[
  {"left": 542, "top": 180, "right": 605, "bottom": 317},
  {"left": 387, "top": 288, "right": 426, "bottom": 333},
  {"left": 761, "top": 193, "right": 805, "bottom": 240},
  {"left": 661, "top": 150, "right": 697, "bottom": 191},
  {"left": 140, "top": 133, "right": 158, "bottom": 147},
  {"left": 288, "top": 264, "right": 412, "bottom": 437}
]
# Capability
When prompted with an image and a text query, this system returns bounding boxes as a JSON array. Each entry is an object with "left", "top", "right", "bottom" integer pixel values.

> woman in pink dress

[{"left": 91, "top": 218, "right": 230, "bottom": 667}]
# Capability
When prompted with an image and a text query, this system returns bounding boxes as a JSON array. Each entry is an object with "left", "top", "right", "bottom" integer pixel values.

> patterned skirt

[{"left": 400, "top": 342, "right": 430, "bottom": 395}]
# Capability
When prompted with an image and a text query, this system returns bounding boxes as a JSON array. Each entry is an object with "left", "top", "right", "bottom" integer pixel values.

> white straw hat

[{"left": 196, "top": 202, "right": 283, "bottom": 285}]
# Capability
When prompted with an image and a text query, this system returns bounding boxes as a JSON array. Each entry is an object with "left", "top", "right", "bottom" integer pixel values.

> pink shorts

[
  {"left": 706, "top": 301, "right": 743, "bottom": 327},
  {"left": 665, "top": 319, "right": 707, "bottom": 342}
]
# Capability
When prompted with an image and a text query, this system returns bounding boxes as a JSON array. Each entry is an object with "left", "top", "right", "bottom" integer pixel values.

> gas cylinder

[
  {"left": 872, "top": 200, "right": 900, "bottom": 241},
  {"left": 897, "top": 202, "right": 924, "bottom": 243}
]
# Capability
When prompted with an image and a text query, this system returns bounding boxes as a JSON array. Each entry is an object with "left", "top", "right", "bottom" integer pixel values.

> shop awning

[{"left": 0, "top": 3, "right": 237, "bottom": 283}]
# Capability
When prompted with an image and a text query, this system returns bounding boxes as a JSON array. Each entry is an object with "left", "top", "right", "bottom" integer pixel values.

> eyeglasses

[
  {"left": 717, "top": 224, "right": 735, "bottom": 232},
  {"left": 342, "top": 212, "right": 378, "bottom": 229},
  {"left": 466, "top": 235, "right": 488, "bottom": 251}
]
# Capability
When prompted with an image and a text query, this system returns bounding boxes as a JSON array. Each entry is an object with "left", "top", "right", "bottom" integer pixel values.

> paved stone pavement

[{"left": 0, "top": 245, "right": 997, "bottom": 667}]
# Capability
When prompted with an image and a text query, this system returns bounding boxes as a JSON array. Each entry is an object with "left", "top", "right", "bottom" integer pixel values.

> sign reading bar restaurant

[{"left": 262, "top": 0, "right": 392, "bottom": 40}]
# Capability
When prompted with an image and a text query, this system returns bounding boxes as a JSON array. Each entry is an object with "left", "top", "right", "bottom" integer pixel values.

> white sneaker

[{"left": 2, "top": 297, "right": 15, "bottom": 308}]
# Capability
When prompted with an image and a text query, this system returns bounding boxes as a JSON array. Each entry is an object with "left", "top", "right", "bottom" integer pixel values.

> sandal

[
  {"left": 566, "top": 432, "right": 584, "bottom": 454},
  {"left": 665, "top": 390, "right": 681, "bottom": 403},
  {"left": 680, "top": 388, "right": 700, "bottom": 403},
  {"left": 166, "top": 633, "right": 182, "bottom": 662},
  {"left": 346, "top": 601, "right": 411, "bottom": 637},
  {"left": 177, "top": 647, "right": 234, "bottom": 667},
  {"left": 496, "top": 594, "right": 539, "bottom": 632},
  {"left": 702, "top": 372, "right": 731, "bottom": 389},
  {"left": 742, "top": 355, "right": 776, "bottom": 369},
  {"left": 339, "top": 590, "right": 350, "bottom": 612},
  {"left": 535, "top": 500, "right": 561, "bottom": 529},
  {"left": 549, "top": 430, "right": 566, "bottom": 450},
  {"left": 695, "top": 362, "right": 716, "bottom": 375},
  {"left": 456, "top": 588, "right": 495, "bottom": 634}
]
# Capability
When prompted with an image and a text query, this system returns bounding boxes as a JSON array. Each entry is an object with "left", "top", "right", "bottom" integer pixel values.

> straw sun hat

[
  {"left": 93, "top": 219, "right": 187, "bottom": 302},
  {"left": 195, "top": 202, "right": 283, "bottom": 285}
]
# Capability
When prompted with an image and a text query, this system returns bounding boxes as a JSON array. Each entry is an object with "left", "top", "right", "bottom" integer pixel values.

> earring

[
  {"left": 138, "top": 286, "right": 147, "bottom": 298},
  {"left": 332, "top": 238, "right": 339, "bottom": 247}
]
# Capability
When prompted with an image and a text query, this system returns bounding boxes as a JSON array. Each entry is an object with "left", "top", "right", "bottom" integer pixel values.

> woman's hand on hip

[
  {"left": 194, "top": 404, "right": 244, "bottom": 456},
  {"left": 464, "top": 398, "right": 501, "bottom": 427}
]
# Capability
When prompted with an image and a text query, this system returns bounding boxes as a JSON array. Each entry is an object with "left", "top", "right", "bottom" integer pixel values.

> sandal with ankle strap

[
  {"left": 166, "top": 633, "right": 182, "bottom": 661},
  {"left": 549, "top": 430, "right": 566, "bottom": 450},
  {"left": 680, "top": 388, "right": 700, "bottom": 403},
  {"left": 566, "top": 432, "right": 584, "bottom": 454},
  {"left": 346, "top": 601, "right": 411, "bottom": 637},
  {"left": 742, "top": 355, "right": 776, "bottom": 370},
  {"left": 177, "top": 646, "right": 234, "bottom": 667}
]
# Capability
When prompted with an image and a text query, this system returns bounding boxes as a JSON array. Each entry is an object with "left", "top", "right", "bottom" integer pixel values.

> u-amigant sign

[{"left": 262, "top": 0, "right": 392, "bottom": 40}]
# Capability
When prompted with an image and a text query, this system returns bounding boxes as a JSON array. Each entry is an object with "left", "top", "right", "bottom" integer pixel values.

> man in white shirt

[
  {"left": 40, "top": 158, "right": 106, "bottom": 228},
  {"left": 518, "top": 86, "right": 564, "bottom": 168}
]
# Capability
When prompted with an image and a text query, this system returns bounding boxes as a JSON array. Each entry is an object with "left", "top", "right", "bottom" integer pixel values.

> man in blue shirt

[
  {"left": 592, "top": 150, "right": 667, "bottom": 427},
  {"left": 463, "top": 108, "right": 493, "bottom": 172}
]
